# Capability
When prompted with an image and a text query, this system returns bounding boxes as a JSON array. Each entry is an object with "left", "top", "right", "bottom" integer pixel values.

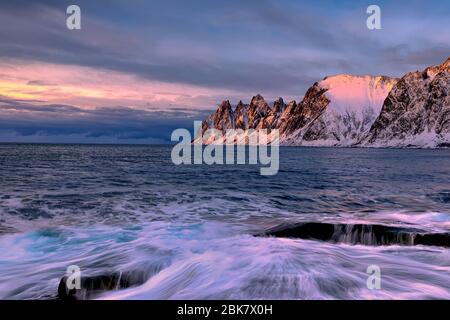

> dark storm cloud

[
  {"left": 0, "top": 0, "right": 449, "bottom": 143},
  {"left": 0, "top": 96, "right": 210, "bottom": 143},
  {"left": 2, "top": 0, "right": 447, "bottom": 94}
]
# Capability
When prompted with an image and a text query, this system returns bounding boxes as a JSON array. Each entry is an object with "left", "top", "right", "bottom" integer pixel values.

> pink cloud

[{"left": 0, "top": 59, "right": 241, "bottom": 111}]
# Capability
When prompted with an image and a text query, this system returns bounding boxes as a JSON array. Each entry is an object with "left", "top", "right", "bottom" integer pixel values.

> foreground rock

[
  {"left": 258, "top": 222, "right": 450, "bottom": 247},
  {"left": 57, "top": 271, "right": 148, "bottom": 300}
]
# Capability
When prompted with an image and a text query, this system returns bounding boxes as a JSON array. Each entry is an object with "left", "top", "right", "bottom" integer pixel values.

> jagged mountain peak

[
  {"left": 249, "top": 94, "right": 268, "bottom": 107},
  {"left": 443, "top": 56, "right": 450, "bottom": 68},
  {"left": 219, "top": 100, "right": 232, "bottom": 109},
  {"left": 199, "top": 57, "right": 449, "bottom": 148},
  {"left": 273, "top": 97, "right": 284, "bottom": 103},
  {"left": 210, "top": 100, "right": 234, "bottom": 132},
  {"left": 236, "top": 100, "right": 245, "bottom": 107},
  {"left": 272, "top": 97, "right": 286, "bottom": 113},
  {"left": 361, "top": 56, "right": 450, "bottom": 148},
  {"left": 413, "top": 57, "right": 450, "bottom": 82}
]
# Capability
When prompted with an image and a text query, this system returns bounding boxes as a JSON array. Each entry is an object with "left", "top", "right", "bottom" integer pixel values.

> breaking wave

[
  {"left": 1, "top": 145, "right": 450, "bottom": 300},
  {"left": 0, "top": 219, "right": 449, "bottom": 300}
]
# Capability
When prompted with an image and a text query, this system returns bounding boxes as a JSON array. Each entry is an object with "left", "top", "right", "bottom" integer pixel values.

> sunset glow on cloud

[
  {"left": 0, "top": 0, "right": 449, "bottom": 143},
  {"left": 0, "top": 59, "right": 236, "bottom": 110}
]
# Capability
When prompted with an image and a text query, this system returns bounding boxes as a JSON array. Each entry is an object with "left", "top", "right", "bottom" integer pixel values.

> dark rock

[
  {"left": 258, "top": 222, "right": 450, "bottom": 247},
  {"left": 235, "top": 100, "right": 249, "bottom": 130},
  {"left": 363, "top": 57, "right": 450, "bottom": 147},
  {"left": 247, "top": 94, "right": 271, "bottom": 128},
  {"left": 57, "top": 271, "right": 148, "bottom": 300}
]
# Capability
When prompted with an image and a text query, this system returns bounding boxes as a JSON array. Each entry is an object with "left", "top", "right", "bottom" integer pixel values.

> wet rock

[
  {"left": 258, "top": 222, "right": 450, "bottom": 247},
  {"left": 57, "top": 271, "right": 148, "bottom": 300}
]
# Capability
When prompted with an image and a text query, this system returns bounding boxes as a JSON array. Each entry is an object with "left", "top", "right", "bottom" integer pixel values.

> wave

[
  {"left": 99, "top": 227, "right": 450, "bottom": 300},
  {"left": 1, "top": 215, "right": 450, "bottom": 300}
]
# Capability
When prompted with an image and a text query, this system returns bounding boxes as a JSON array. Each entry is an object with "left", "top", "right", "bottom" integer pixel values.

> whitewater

[{"left": 0, "top": 144, "right": 449, "bottom": 299}]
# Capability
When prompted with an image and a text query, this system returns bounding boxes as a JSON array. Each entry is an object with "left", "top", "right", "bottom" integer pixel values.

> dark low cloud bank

[{"left": 0, "top": 97, "right": 210, "bottom": 144}]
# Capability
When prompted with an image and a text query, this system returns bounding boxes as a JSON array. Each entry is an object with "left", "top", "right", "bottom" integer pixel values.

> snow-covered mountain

[
  {"left": 282, "top": 75, "right": 397, "bottom": 146},
  {"left": 360, "top": 57, "right": 450, "bottom": 148},
  {"left": 197, "top": 57, "right": 450, "bottom": 148}
]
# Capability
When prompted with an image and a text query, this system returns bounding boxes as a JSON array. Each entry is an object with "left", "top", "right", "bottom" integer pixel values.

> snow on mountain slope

[
  {"left": 282, "top": 75, "right": 397, "bottom": 146},
  {"left": 197, "top": 75, "right": 397, "bottom": 147},
  {"left": 361, "top": 57, "right": 450, "bottom": 148},
  {"left": 320, "top": 75, "right": 396, "bottom": 117},
  {"left": 196, "top": 57, "right": 449, "bottom": 148}
]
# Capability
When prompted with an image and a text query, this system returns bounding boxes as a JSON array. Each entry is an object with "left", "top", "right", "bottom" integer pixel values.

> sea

[{"left": 0, "top": 144, "right": 449, "bottom": 299}]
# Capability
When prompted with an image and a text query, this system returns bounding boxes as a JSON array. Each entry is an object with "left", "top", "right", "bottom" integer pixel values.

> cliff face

[
  {"left": 199, "top": 95, "right": 293, "bottom": 136},
  {"left": 234, "top": 100, "right": 249, "bottom": 130},
  {"left": 361, "top": 58, "right": 450, "bottom": 147},
  {"left": 198, "top": 57, "right": 450, "bottom": 148},
  {"left": 257, "top": 97, "right": 286, "bottom": 129},
  {"left": 284, "top": 75, "right": 398, "bottom": 146}
]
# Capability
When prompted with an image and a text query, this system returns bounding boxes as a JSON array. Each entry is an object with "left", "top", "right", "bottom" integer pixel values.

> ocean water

[{"left": 0, "top": 144, "right": 449, "bottom": 299}]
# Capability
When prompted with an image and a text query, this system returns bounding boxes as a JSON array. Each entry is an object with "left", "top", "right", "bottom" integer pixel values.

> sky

[{"left": 0, "top": 0, "right": 449, "bottom": 144}]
